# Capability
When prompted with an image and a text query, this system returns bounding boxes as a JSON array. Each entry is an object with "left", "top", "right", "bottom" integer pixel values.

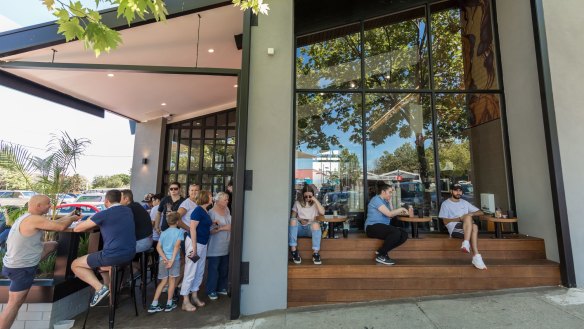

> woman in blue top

[
  {"left": 365, "top": 183, "right": 408, "bottom": 265},
  {"left": 180, "top": 190, "right": 213, "bottom": 312}
]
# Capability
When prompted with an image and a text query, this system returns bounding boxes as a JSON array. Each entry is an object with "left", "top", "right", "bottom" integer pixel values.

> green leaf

[
  {"left": 84, "top": 22, "right": 122, "bottom": 57},
  {"left": 42, "top": 0, "right": 55, "bottom": 10},
  {"left": 69, "top": 1, "right": 87, "bottom": 18},
  {"left": 57, "top": 17, "right": 84, "bottom": 42}
]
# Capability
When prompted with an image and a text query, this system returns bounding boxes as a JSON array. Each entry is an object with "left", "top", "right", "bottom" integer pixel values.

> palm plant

[{"left": 0, "top": 131, "right": 91, "bottom": 222}]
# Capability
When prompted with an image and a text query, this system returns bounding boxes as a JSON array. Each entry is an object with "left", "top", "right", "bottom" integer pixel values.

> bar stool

[
  {"left": 135, "top": 247, "right": 157, "bottom": 309},
  {"left": 82, "top": 262, "right": 138, "bottom": 329}
]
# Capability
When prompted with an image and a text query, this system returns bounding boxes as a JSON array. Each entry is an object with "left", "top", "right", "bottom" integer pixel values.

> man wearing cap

[
  {"left": 439, "top": 183, "right": 487, "bottom": 270},
  {"left": 142, "top": 193, "right": 154, "bottom": 211}
]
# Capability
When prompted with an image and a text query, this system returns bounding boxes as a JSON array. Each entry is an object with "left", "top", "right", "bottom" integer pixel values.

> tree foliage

[
  {"left": 43, "top": 0, "right": 270, "bottom": 57},
  {"left": 91, "top": 173, "right": 130, "bottom": 188}
]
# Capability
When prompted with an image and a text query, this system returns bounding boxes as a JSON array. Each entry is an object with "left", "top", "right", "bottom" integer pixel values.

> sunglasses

[
  {"left": 303, "top": 195, "right": 313, "bottom": 199},
  {"left": 169, "top": 187, "right": 179, "bottom": 191}
]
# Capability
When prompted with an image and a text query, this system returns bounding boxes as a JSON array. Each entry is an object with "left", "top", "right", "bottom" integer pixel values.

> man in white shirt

[{"left": 439, "top": 184, "right": 487, "bottom": 270}]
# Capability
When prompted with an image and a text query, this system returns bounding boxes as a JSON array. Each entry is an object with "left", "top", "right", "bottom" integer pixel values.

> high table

[
  {"left": 482, "top": 215, "right": 519, "bottom": 238},
  {"left": 316, "top": 215, "right": 348, "bottom": 239},
  {"left": 397, "top": 216, "right": 432, "bottom": 238}
]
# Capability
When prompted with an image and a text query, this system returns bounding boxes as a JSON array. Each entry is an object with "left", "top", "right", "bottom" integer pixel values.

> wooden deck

[{"left": 288, "top": 233, "right": 561, "bottom": 307}]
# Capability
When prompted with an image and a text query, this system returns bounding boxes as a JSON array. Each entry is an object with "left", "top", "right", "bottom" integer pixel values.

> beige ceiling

[{"left": 0, "top": 4, "right": 243, "bottom": 123}]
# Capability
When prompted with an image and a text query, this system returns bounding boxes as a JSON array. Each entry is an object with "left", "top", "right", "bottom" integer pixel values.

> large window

[
  {"left": 295, "top": 0, "right": 509, "bottom": 230},
  {"left": 163, "top": 109, "right": 236, "bottom": 196}
]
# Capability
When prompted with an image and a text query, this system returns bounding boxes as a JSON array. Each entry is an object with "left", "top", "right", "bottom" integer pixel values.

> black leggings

[{"left": 366, "top": 223, "right": 408, "bottom": 255}]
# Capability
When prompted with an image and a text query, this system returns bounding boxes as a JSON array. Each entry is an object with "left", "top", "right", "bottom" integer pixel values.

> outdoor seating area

[{"left": 288, "top": 232, "right": 561, "bottom": 307}]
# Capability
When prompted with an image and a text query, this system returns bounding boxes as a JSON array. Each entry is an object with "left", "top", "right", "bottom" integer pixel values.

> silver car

[{"left": 0, "top": 190, "right": 37, "bottom": 207}]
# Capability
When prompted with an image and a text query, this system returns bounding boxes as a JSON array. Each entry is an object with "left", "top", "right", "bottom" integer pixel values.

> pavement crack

[
  {"left": 538, "top": 295, "right": 584, "bottom": 321},
  {"left": 415, "top": 302, "right": 440, "bottom": 328}
]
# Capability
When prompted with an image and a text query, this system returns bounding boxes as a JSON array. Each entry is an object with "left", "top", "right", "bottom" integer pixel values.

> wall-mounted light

[{"left": 142, "top": 158, "right": 148, "bottom": 165}]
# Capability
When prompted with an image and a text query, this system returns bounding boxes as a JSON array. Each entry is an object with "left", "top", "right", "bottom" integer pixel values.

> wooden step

[
  {"left": 296, "top": 233, "right": 547, "bottom": 260},
  {"left": 287, "top": 258, "right": 561, "bottom": 307}
]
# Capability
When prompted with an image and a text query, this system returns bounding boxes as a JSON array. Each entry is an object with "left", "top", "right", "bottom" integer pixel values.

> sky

[{"left": 0, "top": 1, "right": 134, "bottom": 182}]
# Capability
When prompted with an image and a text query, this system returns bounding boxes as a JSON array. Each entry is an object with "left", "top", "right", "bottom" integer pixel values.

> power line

[{"left": 0, "top": 139, "right": 132, "bottom": 158}]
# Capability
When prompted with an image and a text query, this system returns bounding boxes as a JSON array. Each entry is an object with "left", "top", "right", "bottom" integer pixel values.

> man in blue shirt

[{"left": 71, "top": 189, "right": 136, "bottom": 307}]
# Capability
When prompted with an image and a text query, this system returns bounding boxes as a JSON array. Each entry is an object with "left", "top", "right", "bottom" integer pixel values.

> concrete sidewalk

[{"left": 206, "top": 287, "right": 584, "bottom": 329}]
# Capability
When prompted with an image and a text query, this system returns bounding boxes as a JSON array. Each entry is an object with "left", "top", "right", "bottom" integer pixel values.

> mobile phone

[{"left": 74, "top": 207, "right": 82, "bottom": 216}]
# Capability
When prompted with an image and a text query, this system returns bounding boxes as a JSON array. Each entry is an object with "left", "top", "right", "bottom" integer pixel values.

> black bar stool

[
  {"left": 135, "top": 247, "right": 157, "bottom": 309},
  {"left": 82, "top": 262, "right": 138, "bottom": 329}
]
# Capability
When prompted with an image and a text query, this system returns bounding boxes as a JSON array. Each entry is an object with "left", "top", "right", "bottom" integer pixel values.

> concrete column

[
  {"left": 540, "top": 0, "right": 584, "bottom": 286},
  {"left": 495, "top": 0, "right": 559, "bottom": 261},
  {"left": 130, "top": 118, "right": 166, "bottom": 198},
  {"left": 241, "top": 0, "right": 294, "bottom": 315}
]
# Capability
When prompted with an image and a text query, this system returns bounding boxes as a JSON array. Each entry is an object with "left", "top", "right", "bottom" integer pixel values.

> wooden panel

[
  {"left": 288, "top": 276, "right": 561, "bottom": 290},
  {"left": 296, "top": 249, "right": 546, "bottom": 260}
]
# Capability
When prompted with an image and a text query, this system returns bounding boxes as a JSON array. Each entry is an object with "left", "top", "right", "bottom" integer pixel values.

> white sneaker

[
  {"left": 472, "top": 254, "right": 487, "bottom": 270},
  {"left": 460, "top": 240, "right": 471, "bottom": 254}
]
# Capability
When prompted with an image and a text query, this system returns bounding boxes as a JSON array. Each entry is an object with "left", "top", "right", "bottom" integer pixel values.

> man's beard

[{"left": 452, "top": 194, "right": 462, "bottom": 199}]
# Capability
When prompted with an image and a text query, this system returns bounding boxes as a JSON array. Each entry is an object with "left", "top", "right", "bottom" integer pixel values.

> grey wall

[
  {"left": 541, "top": 0, "right": 584, "bottom": 286},
  {"left": 240, "top": 0, "right": 294, "bottom": 315},
  {"left": 130, "top": 118, "right": 166, "bottom": 199},
  {"left": 495, "top": 0, "right": 559, "bottom": 261}
]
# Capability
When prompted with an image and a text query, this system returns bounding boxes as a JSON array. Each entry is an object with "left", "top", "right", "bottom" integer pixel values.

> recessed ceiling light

[
  {"left": 233, "top": 84, "right": 238, "bottom": 88},
  {"left": 208, "top": 49, "right": 215, "bottom": 53},
  {"left": 107, "top": 73, "right": 114, "bottom": 77},
  {"left": 161, "top": 103, "right": 167, "bottom": 106}
]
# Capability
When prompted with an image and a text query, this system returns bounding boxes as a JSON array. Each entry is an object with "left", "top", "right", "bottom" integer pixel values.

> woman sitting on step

[
  {"left": 288, "top": 185, "right": 325, "bottom": 265},
  {"left": 365, "top": 183, "right": 409, "bottom": 265}
]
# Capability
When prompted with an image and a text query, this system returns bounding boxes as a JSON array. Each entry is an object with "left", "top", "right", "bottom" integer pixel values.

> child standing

[{"left": 148, "top": 212, "right": 183, "bottom": 313}]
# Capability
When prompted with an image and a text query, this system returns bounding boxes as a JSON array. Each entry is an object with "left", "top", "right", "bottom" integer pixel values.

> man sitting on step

[{"left": 439, "top": 183, "right": 487, "bottom": 270}]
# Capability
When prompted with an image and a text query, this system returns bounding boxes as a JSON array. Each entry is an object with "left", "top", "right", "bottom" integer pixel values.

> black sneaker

[
  {"left": 312, "top": 253, "right": 322, "bottom": 265},
  {"left": 375, "top": 254, "right": 396, "bottom": 265},
  {"left": 291, "top": 250, "right": 301, "bottom": 264}
]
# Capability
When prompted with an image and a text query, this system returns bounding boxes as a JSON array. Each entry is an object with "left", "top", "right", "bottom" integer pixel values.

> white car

[
  {"left": 0, "top": 190, "right": 36, "bottom": 207},
  {"left": 75, "top": 193, "right": 106, "bottom": 205},
  {"left": 56, "top": 193, "right": 78, "bottom": 204}
]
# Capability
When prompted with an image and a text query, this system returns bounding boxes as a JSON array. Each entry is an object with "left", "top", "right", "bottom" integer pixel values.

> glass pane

[
  {"left": 216, "top": 129, "right": 226, "bottom": 139},
  {"left": 194, "top": 120, "right": 203, "bottom": 128},
  {"left": 180, "top": 128, "right": 190, "bottom": 139},
  {"left": 202, "top": 174, "right": 212, "bottom": 185},
  {"left": 436, "top": 93, "right": 507, "bottom": 210},
  {"left": 205, "top": 129, "right": 215, "bottom": 139},
  {"left": 226, "top": 146, "right": 235, "bottom": 163},
  {"left": 228, "top": 111, "right": 236, "bottom": 126},
  {"left": 178, "top": 139, "right": 189, "bottom": 171},
  {"left": 178, "top": 174, "right": 187, "bottom": 196},
  {"left": 188, "top": 174, "right": 199, "bottom": 187},
  {"left": 431, "top": 0, "right": 499, "bottom": 90},
  {"left": 296, "top": 24, "right": 361, "bottom": 90},
  {"left": 205, "top": 116, "right": 216, "bottom": 126},
  {"left": 190, "top": 141, "right": 201, "bottom": 171},
  {"left": 364, "top": 7, "right": 429, "bottom": 89},
  {"left": 182, "top": 121, "right": 191, "bottom": 128},
  {"left": 366, "top": 93, "right": 436, "bottom": 214},
  {"left": 192, "top": 129, "right": 201, "bottom": 139},
  {"left": 217, "top": 113, "right": 227, "bottom": 126},
  {"left": 295, "top": 92, "right": 364, "bottom": 226},
  {"left": 227, "top": 129, "right": 236, "bottom": 144},
  {"left": 167, "top": 129, "right": 178, "bottom": 171},
  {"left": 203, "top": 144, "right": 214, "bottom": 171}
]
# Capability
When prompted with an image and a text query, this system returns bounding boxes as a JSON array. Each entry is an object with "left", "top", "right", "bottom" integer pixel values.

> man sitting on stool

[
  {"left": 71, "top": 190, "right": 136, "bottom": 307},
  {"left": 439, "top": 183, "right": 487, "bottom": 270}
]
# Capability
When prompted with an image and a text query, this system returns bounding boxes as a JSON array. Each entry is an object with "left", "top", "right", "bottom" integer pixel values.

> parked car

[
  {"left": 0, "top": 190, "right": 37, "bottom": 207},
  {"left": 75, "top": 193, "right": 106, "bottom": 205},
  {"left": 51, "top": 203, "right": 105, "bottom": 217},
  {"left": 56, "top": 193, "right": 78, "bottom": 204}
]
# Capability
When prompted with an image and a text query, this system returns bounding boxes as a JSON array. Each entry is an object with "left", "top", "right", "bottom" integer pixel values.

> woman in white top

[
  {"left": 288, "top": 185, "right": 325, "bottom": 265},
  {"left": 206, "top": 192, "right": 232, "bottom": 300}
]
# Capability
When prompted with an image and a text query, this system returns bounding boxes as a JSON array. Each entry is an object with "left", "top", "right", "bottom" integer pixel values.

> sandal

[{"left": 181, "top": 302, "right": 197, "bottom": 312}]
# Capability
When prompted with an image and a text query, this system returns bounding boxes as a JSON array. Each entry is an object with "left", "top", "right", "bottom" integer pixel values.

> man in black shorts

[
  {"left": 71, "top": 190, "right": 136, "bottom": 307},
  {"left": 1, "top": 195, "right": 80, "bottom": 329}
]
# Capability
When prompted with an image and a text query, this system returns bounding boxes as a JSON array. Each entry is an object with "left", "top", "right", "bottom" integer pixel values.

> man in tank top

[{"left": 0, "top": 195, "right": 80, "bottom": 329}]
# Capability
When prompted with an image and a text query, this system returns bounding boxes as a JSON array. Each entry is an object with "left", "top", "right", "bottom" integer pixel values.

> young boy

[{"left": 148, "top": 212, "right": 183, "bottom": 313}]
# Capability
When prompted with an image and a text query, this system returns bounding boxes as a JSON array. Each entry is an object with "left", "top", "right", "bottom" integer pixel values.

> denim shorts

[
  {"left": 2, "top": 265, "right": 38, "bottom": 292},
  {"left": 157, "top": 258, "right": 181, "bottom": 279},
  {"left": 87, "top": 251, "right": 134, "bottom": 268}
]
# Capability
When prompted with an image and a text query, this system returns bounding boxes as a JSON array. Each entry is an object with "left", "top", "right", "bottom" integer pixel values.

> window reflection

[
  {"left": 431, "top": 0, "right": 499, "bottom": 90},
  {"left": 436, "top": 93, "right": 507, "bottom": 209},
  {"left": 366, "top": 93, "right": 436, "bottom": 212},
  {"left": 364, "top": 7, "right": 429, "bottom": 89},
  {"left": 295, "top": 93, "right": 364, "bottom": 225},
  {"left": 296, "top": 24, "right": 361, "bottom": 90}
]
